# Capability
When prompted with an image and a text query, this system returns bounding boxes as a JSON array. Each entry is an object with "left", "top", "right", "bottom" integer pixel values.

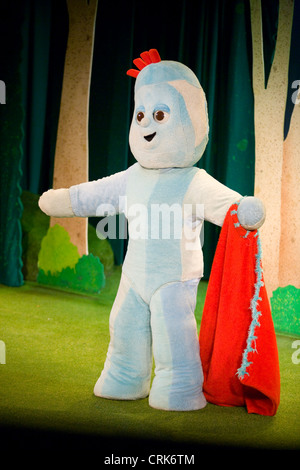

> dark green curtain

[
  {"left": 261, "top": 0, "right": 279, "bottom": 89},
  {"left": 20, "top": 0, "right": 68, "bottom": 194},
  {"left": 0, "top": 1, "right": 25, "bottom": 286},
  {"left": 0, "top": 0, "right": 283, "bottom": 285},
  {"left": 284, "top": 0, "right": 300, "bottom": 139}
]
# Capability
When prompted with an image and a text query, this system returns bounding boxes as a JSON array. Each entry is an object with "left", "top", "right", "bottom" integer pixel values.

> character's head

[{"left": 127, "top": 49, "right": 209, "bottom": 169}]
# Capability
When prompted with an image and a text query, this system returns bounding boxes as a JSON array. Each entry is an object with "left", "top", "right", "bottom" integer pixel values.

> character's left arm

[{"left": 188, "top": 170, "right": 265, "bottom": 230}]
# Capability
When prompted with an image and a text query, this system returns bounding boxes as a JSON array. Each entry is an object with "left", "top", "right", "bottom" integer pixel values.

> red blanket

[{"left": 199, "top": 203, "right": 280, "bottom": 416}]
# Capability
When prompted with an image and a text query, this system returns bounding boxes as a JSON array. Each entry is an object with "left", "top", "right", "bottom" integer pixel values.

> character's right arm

[{"left": 38, "top": 167, "right": 132, "bottom": 218}]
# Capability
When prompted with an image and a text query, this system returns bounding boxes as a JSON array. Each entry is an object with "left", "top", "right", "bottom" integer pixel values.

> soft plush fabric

[
  {"left": 38, "top": 188, "right": 74, "bottom": 218},
  {"left": 94, "top": 273, "right": 206, "bottom": 411},
  {"left": 128, "top": 58, "right": 209, "bottom": 169},
  {"left": 38, "top": 49, "right": 267, "bottom": 412},
  {"left": 72, "top": 53, "right": 243, "bottom": 411},
  {"left": 199, "top": 203, "right": 280, "bottom": 416},
  {"left": 72, "top": 162, "right": 240, "bottom": 411}
]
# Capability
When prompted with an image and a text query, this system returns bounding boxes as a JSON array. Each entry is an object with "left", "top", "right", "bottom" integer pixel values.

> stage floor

[{"left": 0, "top": 268, "right": 299, "bottom": 453}]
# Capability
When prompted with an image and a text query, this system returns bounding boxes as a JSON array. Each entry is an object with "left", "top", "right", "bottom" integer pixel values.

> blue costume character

[{"left": 39, "top": 49, "right": 265, "bottom": 411}]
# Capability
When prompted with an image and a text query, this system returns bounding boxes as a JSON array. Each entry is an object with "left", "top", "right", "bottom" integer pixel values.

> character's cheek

[{"left": 129, "top": 124, "right": 140, "bottom": 151}]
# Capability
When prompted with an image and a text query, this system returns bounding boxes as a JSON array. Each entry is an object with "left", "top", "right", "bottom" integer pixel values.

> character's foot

[
  {"left": 149, "top": 373, "right": 207, "bottom": 411},
  {"left": 94, "top": 369, "right": 150, "bottom": 401}
]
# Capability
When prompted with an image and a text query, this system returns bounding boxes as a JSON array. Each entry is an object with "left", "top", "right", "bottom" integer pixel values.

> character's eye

[
  {"left": 153, "top": 109, "right": 170, "bottom": 123},
  {"left": 137, "top": 111, "right": 145, "bottom": 123}
]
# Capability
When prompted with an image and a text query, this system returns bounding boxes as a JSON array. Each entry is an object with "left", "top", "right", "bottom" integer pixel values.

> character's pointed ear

[{"left": 126, "top": 49, "right": 161, "bottom": 78}]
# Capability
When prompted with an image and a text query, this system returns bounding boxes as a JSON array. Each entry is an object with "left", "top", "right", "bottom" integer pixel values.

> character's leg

[
  {"left": 149, "top": 279, "right": 206, "bottom": 411},
  {"left": 94, "top": 273, "right": 152, "bottom": 400}
]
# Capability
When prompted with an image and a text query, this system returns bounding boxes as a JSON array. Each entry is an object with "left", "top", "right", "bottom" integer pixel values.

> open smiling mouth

[{"left": 144, "top": 132, "right": 156, "bottom": 142}]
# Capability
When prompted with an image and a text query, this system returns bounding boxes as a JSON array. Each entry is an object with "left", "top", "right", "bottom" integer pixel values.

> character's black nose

[{"left": 144, "top": 132, "right": 156, "bottom": 142}]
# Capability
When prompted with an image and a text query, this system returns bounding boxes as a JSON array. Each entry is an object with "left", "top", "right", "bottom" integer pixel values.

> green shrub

[
  {"left": 38, "top": 224, "right": 80, "bottom": 274},
  {"left": 271, "top": 285, "right": 300, "bottom": 336},
  {"left": 37, "top": 225, "right": 105, "bottom": 294},
  {"left": 37, "top": 254, "right": 105, "bottom": 294}
]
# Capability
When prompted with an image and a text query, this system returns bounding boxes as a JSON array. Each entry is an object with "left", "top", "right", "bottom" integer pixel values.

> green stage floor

[{"left": 0, "top": 268, "right": 299, "bottom": 455}]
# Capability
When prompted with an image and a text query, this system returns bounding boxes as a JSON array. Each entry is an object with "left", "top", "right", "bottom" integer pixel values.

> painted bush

[
  {"left": 271, "top": 285, "right": 300, "bottom": 336},
  {"left": 38, "top": 224, "right": 105, "bottom": 294}
]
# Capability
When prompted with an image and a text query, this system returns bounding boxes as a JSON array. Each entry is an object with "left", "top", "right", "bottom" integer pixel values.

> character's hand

[
  {"left": 237, "top": 196, "right": 266, "bottom": 231},
  {"left": 38, "top": 188, "right": 75, "bottom": 218}
]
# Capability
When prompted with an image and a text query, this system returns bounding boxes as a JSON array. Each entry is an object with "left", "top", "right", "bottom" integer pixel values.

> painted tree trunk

[
  {"left": 50, "top": 0, "right": 98, "bottom": 256},
  {"left": 280, "top": 94, "right": 300, "bottom": 288},
  {"left": 250, "top": 0, "right": 295, "bottom": 297}
]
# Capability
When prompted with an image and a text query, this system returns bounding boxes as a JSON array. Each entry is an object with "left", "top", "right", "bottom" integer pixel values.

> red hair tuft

[{"left": 126, "top": 49, "right": 161, "bottom": 78}]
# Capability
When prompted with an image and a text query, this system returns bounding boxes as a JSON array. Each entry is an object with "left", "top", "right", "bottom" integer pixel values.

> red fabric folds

[{"left": 199, "top": 204, "right": 280, "bottom": 416}]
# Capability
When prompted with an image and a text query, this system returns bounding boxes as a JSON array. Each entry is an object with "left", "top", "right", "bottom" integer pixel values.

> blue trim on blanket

[{"left": 236, "top": 232, "right": 263, "bottom": 380}]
